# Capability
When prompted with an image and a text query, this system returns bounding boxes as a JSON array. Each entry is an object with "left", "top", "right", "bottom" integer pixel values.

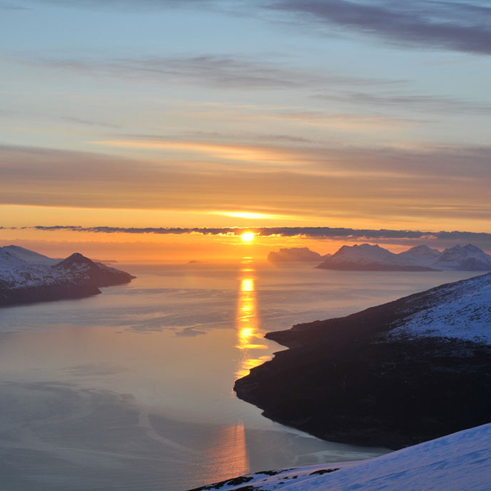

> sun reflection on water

[
  {"left": 235, "top": 260, "right": 270, "bottom": 379},
  {"left": 201, "top": 421, "right": 250, "bottom": 485}
]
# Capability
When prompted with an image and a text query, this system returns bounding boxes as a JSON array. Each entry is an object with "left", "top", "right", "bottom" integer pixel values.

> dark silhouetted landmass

[{"left": 235, "top": 273, "right": 491, "bottom": 449}]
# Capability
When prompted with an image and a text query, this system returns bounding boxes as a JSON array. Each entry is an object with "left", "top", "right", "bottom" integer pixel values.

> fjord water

[{"left": 0, "top": 261, "right": 478, "bottom": 490}]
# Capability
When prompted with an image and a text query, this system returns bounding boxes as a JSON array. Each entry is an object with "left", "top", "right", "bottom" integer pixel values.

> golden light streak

[
  {"left": 235, "top": 264, "right": 269, "bottom": 379},
  {"left": 202, "top": 423, "right": 249, "bottom": 483},
  {"left": 90, "top": 140, "right": 299, "bottom": 165}
]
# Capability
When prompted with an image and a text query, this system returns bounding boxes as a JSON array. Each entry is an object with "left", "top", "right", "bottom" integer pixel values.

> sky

[{"left": 1, "top": 0, "right": 491, "bottom": 260}]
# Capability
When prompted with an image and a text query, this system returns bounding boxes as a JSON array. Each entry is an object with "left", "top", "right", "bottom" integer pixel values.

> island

[{"left": 0, "top": 245, "right": 135, "bottom": 307}]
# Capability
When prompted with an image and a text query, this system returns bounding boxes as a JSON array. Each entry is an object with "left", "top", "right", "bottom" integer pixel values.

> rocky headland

[{"left": 234, "top": 273, "right": 491, "bottom": 449}]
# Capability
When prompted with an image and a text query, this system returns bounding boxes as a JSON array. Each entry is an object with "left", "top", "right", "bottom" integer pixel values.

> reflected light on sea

[
  {"left": 235, "top": 261, "right": 270, "bottom": 379},
  {"left": 201, "top": 422, "right": 250, "bottom": 484}
]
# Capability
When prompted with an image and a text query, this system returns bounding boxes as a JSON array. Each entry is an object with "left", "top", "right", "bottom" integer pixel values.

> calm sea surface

[{"left": 0, "top": 261, "right": 478, "bottom": 490}]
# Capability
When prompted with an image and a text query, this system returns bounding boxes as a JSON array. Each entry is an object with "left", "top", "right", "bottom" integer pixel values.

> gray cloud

[
  {"left": 9, "top": 225, "right": 491, "bottom": 249},
  {"left": 23, "top": 53, "right": 403, "bottom": 91},
  {"left": 269, "top": 0, "right": 491, "bottom": 55},
  {"left": 59, "top": 116, "right": 122, "bottom": 129},
  {"left": 24, "top": 225, "right": 433, "bottom": 238},
  {"left": 29, "top": 55, "right": 323, "bottom": 90},
  {"left": 315, "top": 91, "right": 491, "bottom": 116},
  {"left": 22, "top": 0, "right": 222, "bottom": 11},
  {"left": 19, "top": 0, "right": 491, "bottom": 56},
  {"left": 25, "top": 51, "right": 485, "bottom": 113}
]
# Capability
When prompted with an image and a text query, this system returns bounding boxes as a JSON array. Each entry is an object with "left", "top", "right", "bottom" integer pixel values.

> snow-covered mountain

[
  {"left": 433, "top": 244, "right": 491, "bottom": 271},
  {"left": 190, "top": 422, "right": 491, "bottom": 491},
  {"left": 0, "top": 246, "right": 134, "bottom": 306},
  {"left": 317, "top": 244, "right": 436, "bottom": 271},
  {"left": 1, "top": 245, "right": 61, "bottom": 266},
  {"left": 317, "top": 243, "right": 491, "bottom": 271},
  {"left": 268, "top": 247, "right": 327, "bottom": 262},
  {"left": 397, "top": 244, "right": 441, "bottom": 267}
]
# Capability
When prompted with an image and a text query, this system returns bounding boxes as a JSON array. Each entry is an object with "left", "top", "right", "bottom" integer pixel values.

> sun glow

[{"left": 241, "top": 232, "right": 255, "bottom": 243}]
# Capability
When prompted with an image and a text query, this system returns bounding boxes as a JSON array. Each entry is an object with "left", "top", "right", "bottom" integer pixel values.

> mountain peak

[
  {"left": 55, "top": 253, "right": 95, "bottom": 269},
  {"left": 434, "top": 244, "right": 491, "bottom": 271}
]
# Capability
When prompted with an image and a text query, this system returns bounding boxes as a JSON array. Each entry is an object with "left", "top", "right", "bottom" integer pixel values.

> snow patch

[{"left": 390, "top": 273, "right": 491, "bottom": 343}]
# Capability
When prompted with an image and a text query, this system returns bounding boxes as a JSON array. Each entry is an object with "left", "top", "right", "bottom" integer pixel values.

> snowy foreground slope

[
  {"left": 235, "top": 273, "right": 491, "bottom": 449},
  {"left": 190, "top": 423, "right": 491, "bottom": 491},
  {"left": 0, "top": 246, "right": 134, "bottom": 306}
]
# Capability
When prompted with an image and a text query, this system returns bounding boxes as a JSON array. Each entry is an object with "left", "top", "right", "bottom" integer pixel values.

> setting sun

[{"left": 241, "top": 232, "right": 255, "bottom": 243}]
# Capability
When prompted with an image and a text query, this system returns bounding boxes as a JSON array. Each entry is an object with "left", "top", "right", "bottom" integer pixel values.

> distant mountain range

[
  {"left": 268, "top": 244, "right": 491, "bottom": 271},
  {"left": 0, "top": 245, "right": 134, "bottom": 307}
]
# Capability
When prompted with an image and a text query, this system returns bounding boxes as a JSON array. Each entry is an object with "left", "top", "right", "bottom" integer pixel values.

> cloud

[
  {"left": 1, "top": 143, "right": 490, "bottom": 228},
  {"left": 7, "top": 225, "right": 491, "bottom": 252},
  {"left": 25, "top": 54, "right": 324, "bottom": 90},
  {"left": 87, "top": 138, "right": 491, "bottom": 181},
  {"left": 60, "top": 116, "right": 122, "bottom": 129},
  {"left": 20, "top": 0, "right": 491, "bottom": 56},
  {"left": 314, "top": 91, "right": 491, "bottom": 116},
  {"left": 12, "top": 224, "right": 491, "bottom": 248},
  {"left": 269, "top": 0, "right": 491, "bottom": 56},
  {"left": 21, "top": 53, "right": 402, "bottom": 92},
  {"left": 90, "top": 139, "right": 304, "bottom": 165},
  {"left": 22, "top": 0, "right": 223, "bottom": 11}
]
